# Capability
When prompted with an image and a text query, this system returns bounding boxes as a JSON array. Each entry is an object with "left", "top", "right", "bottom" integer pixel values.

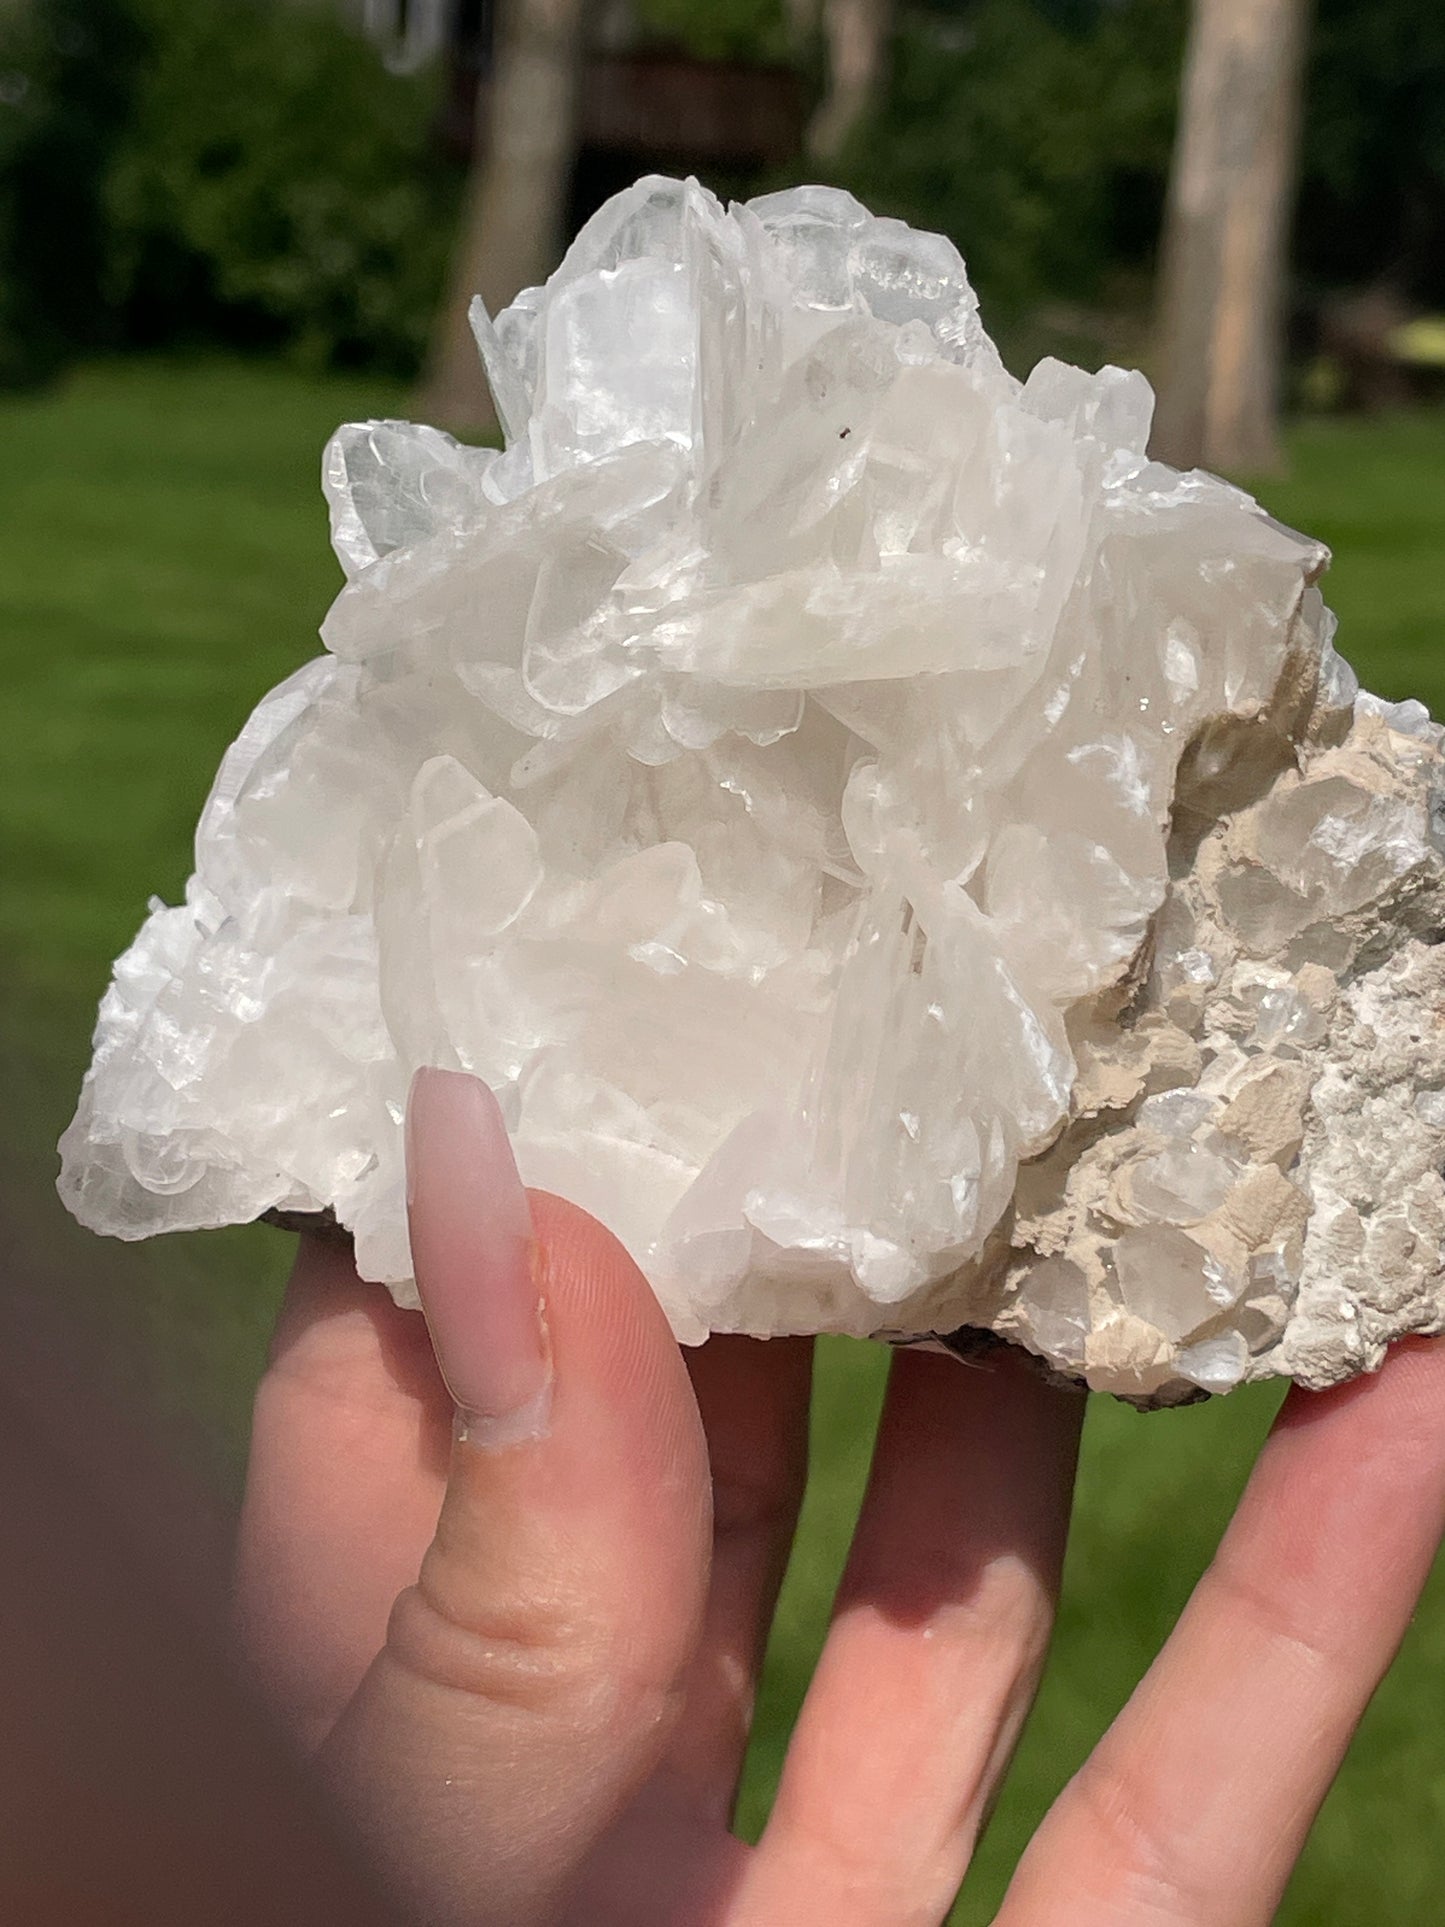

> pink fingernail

[{"left": 405, "top": 1068, "right": 552, "bottom": 1448}]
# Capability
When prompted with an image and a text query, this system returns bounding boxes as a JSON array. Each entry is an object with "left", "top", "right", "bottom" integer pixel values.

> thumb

[{"left": 324, "top": 1069, "right": 712, "bottom": 1927}]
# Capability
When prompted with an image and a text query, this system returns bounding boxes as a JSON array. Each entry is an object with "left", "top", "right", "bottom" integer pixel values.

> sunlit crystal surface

[{"left": 58, "top": 177, "right": 1445, "bottom": 1401}]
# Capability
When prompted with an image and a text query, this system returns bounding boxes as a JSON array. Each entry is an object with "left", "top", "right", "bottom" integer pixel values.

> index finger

[{"left": 996, "top": 1337, "right": 1445, "bottom": 1927}]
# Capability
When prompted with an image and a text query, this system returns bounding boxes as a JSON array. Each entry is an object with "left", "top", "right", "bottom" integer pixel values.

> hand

[{"left": 237, "top": 1068, "right": 1445, "bottom": 1926}]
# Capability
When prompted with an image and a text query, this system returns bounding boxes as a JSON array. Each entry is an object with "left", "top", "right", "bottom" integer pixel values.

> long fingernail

[{"left": 405, "top": 1068, "right": 552, "bottom": 1448}]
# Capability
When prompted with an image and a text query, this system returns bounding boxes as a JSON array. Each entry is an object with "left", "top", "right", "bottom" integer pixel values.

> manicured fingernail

[{"left": 405, "top": 1068, "right": 551, "bottom": 1448}]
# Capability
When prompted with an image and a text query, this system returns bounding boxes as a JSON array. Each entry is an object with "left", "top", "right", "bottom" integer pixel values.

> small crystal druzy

[{"left": 59, "top": 177, "right": 1445, "bottom": 1402}]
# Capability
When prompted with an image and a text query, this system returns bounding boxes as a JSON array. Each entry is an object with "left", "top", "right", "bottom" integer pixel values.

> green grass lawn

[{"left": 4, "top": 359, "right": 1445, "bottom": 1921}]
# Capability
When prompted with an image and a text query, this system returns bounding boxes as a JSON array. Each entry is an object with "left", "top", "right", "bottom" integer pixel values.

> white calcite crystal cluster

[{"left": 59, "top": 178, "right": 1445, "bottom": 1403}]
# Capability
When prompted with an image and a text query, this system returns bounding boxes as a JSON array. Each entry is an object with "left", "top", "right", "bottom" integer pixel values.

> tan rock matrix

[{"left": 58, "top": 179, "right": 1445, "bottom": 1403}]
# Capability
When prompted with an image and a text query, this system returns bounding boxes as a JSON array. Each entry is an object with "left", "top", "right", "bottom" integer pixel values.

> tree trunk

[
  {"left": 415, "top": 0, "right": 587, "bottom": 435},
  {"left": 1151, "top": 0, "right": 1311, "bottom": 475},
  {"left": 807, "top": 0, "right": 893, "bottom": 163}
]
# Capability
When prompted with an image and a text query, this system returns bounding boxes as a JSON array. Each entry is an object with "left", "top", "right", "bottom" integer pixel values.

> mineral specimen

[{"left": 58, "top": 176, "right": 1445, "bottom": 1403}]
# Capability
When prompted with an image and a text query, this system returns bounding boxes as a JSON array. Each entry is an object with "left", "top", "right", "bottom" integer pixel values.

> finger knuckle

[
  {"left": 385, "top": 1569, "right": 602, "bottom": 1717},
  {"left": 384, "top": 1560, "right": 690, "bottom": 1743},
  {"left": 1208, "top": 1548, "right": 1335, "bottom": 1678},
  {"left": 1065, "top": 1750, "right": 1206, "bottom": 1921}
]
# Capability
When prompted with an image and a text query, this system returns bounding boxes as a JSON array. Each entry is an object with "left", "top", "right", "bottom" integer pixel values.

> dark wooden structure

[
  {"left": 580, "top": 49, "right": 804, "bottom": 170},
  {"left": 439, "top": 5, "right": 805, "bottom": 228}
]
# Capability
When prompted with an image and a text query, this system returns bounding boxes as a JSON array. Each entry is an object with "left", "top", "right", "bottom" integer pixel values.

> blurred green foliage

[
  {"left": 635, "top": 0, "right": 794, "bottom": 64},
  {"left": 106, "top": 0, "right": 457, "bottom": 371},
  {"left": 833, "top": 0, "right": 1183, "bottom": 325},
  {"left": 0, "top": 0, "right": 457, "bottom": 386},
  {"left": 1301, "top": 0, "right": 1445, "bottom": 308},
  {"left": 0, "top": 0, "right": 143, "bottom": 384},
  {"left": 830, "top": 0, "right": 1445, "bottom": 329},
  {"left": 2, "top": 0, "right": 1444, "bottom": 390}
]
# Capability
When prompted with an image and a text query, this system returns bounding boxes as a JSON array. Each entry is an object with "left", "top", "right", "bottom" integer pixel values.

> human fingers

[
  {"left": 236, "top": 1236, "right": 451, "bottom": 1749},
  {"left": 997, "top": 1336, "right": 1445, "bottom": 1927},
  {"left": 561, "top": 1336, "right": 814, "bottom": 1927},
  {"left": 670, "top": 1333, "right": 814, "bottom": 1814},
  {"left": 321, "top": 1069, "right": 713, "bottom": 1927},
  {"left": 739, "top": 1344, "right": 1084, "bottom": 1927}
]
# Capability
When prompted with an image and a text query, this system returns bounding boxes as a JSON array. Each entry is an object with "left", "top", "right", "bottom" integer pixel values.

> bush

[
  {"left": 1299, "top": 0, "right": 1445, "bottom": 308},
  {"left": 0, "top": 0, "right": 458, "bottom": 386},
  {"left": 832, "top": 0, "right": 1183, "bottom": 331},
  {"left": 634, "top": 0, "right": 792, "bottom": 64},
  {"left": 0, "top": 0, "right": 144, "bottom": 385},
  {"left": 106, "top": 0, "right": 458, "bottom": 374}
]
